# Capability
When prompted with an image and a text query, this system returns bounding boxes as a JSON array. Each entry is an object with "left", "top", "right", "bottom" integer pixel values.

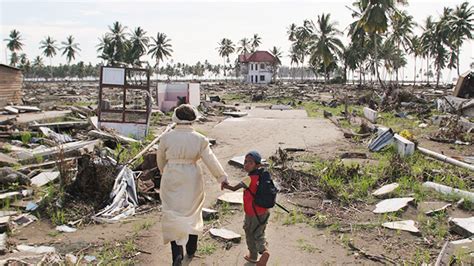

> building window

[
  {"left": 250, "top": 64, "right": 253, "bottom": 71},
  {"left": 255, "top": 63, "right": 258, "bottom": 71},
  {"left": 251, "top": 75, "right": 254, "bottom": 83},
  {"left": 260, "top": 75, "right": 265, "bottom": 82},
  {"left": 260, "top": 63, "right": 265, "bottom": 69}
]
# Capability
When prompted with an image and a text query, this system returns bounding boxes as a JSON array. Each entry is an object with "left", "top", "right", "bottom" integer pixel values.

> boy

[{"left": 223, "top": 151, "right": 270, "bottom": 266}]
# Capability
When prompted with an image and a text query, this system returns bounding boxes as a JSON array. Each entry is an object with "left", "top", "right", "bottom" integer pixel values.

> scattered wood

[
  {"left": 88, "top": 130, "right": 138, "bottom": 144},
  {"left": 31, "top": 171, "right": 60, "bottom": 187},
  {"left": 434, "top": 241, "right": 449, "bottom": 266},
  {"left": 12, "top": 106, "right": 41, "bottom": 113},
  {"left": 347, "top": 242, "right": 396, "bottom": 264},
  {"left": 17, "top": 140, "right": 100, "bottom": 163},
  {"left": 29, "top": 120, "right": 89, "bottom": 130},
  {"left": 16, "top": 244, "right": 56, "bottom": 254},
  {"left": 4, "top": 106, "right": 19, "bottom": 114},
  {"left": 222, "top": 111, "right": 248, "bottom": 117}
]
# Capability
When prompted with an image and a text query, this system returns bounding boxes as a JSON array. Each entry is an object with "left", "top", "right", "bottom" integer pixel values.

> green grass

[
  {"left": 133, "top": 220, "right": 154, "bottom": 236},
  {"left": 301, "top": 101, "right": 363, "bottom": 119},
  {"left": 293, "top": 146, "right": 471, "bottom": 206},
  {"left": 297, "top": 239, "right": 318, "bottom": 253},
  {"left": 197, "top": 241, "right": 217, "bottom": 256},
  {"left": 95, "top": 240, "right": 137, "bottom": 265},
  {"left": 20, "top": 131, "right": 32, "bottom": 145}
]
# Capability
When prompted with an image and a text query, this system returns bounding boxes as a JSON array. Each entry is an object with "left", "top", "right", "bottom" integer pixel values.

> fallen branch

[{"left": 348, "top": 242, "right": 396, "bottom": 264}]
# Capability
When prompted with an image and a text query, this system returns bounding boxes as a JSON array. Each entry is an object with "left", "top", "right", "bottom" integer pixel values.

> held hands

[{"left": 221, "top": 180, "right": 229, "bottom": 191}]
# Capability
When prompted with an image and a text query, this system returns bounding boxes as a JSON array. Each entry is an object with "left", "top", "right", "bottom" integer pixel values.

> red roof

[{"left": 238, "top": 51, "right": 276, "bottom": 63}]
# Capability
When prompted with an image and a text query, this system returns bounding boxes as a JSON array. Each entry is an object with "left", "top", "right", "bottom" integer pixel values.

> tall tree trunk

[
  {"left": 456, "top": 43, "right": 460, "bottom": 77},
  {"left": 373, "top": 34, "right": 384, "bottom": 89},
  {"left": 359, "top": 66, "right": 362, "bottom": 85},
  {"left": 50, "top": 58, "right": 53, "bottom": 80},
  {"left": 426, "top": 58, "right": 430, "bottom": 85},
  {"left": 413, "top": 56, "right": 416, "bottom": 86}
]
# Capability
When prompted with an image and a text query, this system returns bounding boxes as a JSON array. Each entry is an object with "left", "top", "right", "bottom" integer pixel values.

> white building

[{"left": 238, "top": 51, "right": 277, "bottom": 84}]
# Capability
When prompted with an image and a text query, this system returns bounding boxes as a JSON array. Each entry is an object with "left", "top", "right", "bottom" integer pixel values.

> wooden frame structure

[{"left": 98, "top": 66, "right": 151, "bottom": 138}]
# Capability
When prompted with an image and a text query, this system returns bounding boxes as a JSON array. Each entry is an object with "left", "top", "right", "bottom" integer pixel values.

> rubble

[
  {"left": 373, "top": 197, "right": 414, "bottom": 214},
  {"left": 209, "top": 228, "right": 241, "bottom": 242},
  {"left": 371, "top": 183, "right": 399, "bottom": 197},
  {"left": 422, "top": 182, "right": 474, "bottom": 201},
  {"left": 449, "top": 217, "right": 474, "bottom": 237},
  {"left": 30, "top": 171, "right": 60, "bottom": 187},
  {"left": 218, "top": 192, "right": 243, "bottom": 204},
  {"left": 382, "top": 220, "right": 420, "bottom": 234}
]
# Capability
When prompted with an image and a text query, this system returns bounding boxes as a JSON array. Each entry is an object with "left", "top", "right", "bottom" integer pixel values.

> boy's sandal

[
  {"left": 244, "top": 255, "right": 258, "bottom": 263},
  {"left": 256, "top": 251, "right": 270, "bottom": 266}
]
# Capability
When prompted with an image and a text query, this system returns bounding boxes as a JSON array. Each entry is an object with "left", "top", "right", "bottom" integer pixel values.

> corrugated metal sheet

[{"left": 0, "top": 65, "right": 23, "bottom": 107}]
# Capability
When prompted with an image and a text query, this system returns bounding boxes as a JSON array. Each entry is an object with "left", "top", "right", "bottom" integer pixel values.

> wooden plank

[{"left": 4, "top": 106, "right": 19, "bottom": 114}]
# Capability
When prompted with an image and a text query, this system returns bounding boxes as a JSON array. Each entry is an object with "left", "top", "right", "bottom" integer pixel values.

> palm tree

[
  {"left": 148, "top": 32, "right": 173, "bottom": 76},
  {"left": 4, "top": 29, "right": 24, "bottom": 67},
  {"left": 449, "top": 1, "right": 473, "bottom": 76},
  {"left": 61, "top": 35, "right": 81, "bottom": 64},
  {"left": 251, "top": 34, "right": 261, "bottom": 52},
  {"left": 32, "top": 56, "right": 44, "bottom": 80},
  {"left": 309, "top": 13, "right": 344, "bottom": 82},
  {"left": 388, "top": 10, "right": 415, "bottom": 83},
  {"left": 287, "top": 23, "right": 298, "bottom": 42},
  {"left": 128, "top": 27, "right": 149, "bottom": 67},
  {"left": 40, "top": 36, "right": 58, "bottom": 79},
  {"left": 217, "top": 38, "right": 235, "bottom": 77},
  {"left": 353, "top": 0, "right": 407, "bottom": 87},
  {"left": 421, "top": 16, "right": 435, "bottom": 84},
  {"left": 270, "top": 46, "right": 282, "bottom": 82},
  {"left": 408, "top": 36, "right": 422, "bottom": 85},
  {"left": 237, "top": 38, "right": 251, "bottom": 54},
  {"left": 107, "top": 21, "right": 128, "bottom": 66},
  {"left": 289, "top": 46, "right": 300, "bottom": 80},
  {"left": 97, "top": 35, "right": 114, "bottom": 65}
]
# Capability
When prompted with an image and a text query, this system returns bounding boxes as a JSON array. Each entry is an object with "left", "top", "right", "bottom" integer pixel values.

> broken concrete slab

[
  {"left": 12, "top": 106, "right": 41, "bottom": 113},
  {"left": 450, "top": 217, "right": 474, "bottom": 237},
  {"left": 4, "top": 106, "right": 19, "bottom": 114},
  {"left": 422, "top": 182, "right": 474, "bottom": 202},
  {"left": 270, "top": 104, "right": 292, "bottom": 110},
  {"left": 218, "top": 192, "right": 243, "bottom": 204},
  {"left": 0, "top": 152, "right": 18, "bottom": 167},
  {"left": 30, "top": 171, "right": 60, "bottom": 187},
  {"left": 223, "top": 111, "right": 248, "bottom": 117},
  {"left": 39, "top": 127, "right": 74, "bottom": 144},
  {"left": 372, "top": 183, "right": 399, "bottom": 197},
  {"left": 0, "top": 211, "right": 18, "bottom": 217},
  {"left": 0, "top": 110, "right": 71, "bottom": 125},
  {"left": 17, "top": 244, "right": 56, "bottom": 254},
  {"left": 17, "top": 140, "right": 100, "bottom": 163},
  {"left": 382, "top": 220, "right": 420, "bottom": 233},
  {"left": 393, "top": 134, "right": 415, "bottom": 157},
  {"left": 373, "top": 197, "right": 414, "bottom": 214},
  {"left": 363, "top": 107, "right": 377, "bottom": 123},
  {"left": 418, "top": 202, "right": 452, "bottom": 216},
  {"left": 12, "top": 214, "right": 37, "bottom": 228},
  {"left": 209, "top": 228, "right": 241, "bottom": 242},
  {"left": 453, "top": 70, "right": 474, "bottom": 98},
  {"left": 0, "top": 233, "right": 6, "bottom": 255},
  {"left": 55, "top": 225, "right": 77, "bottom": 233},
  {"left": 202, "top": 208, "right": 218, "bottom": 220}
]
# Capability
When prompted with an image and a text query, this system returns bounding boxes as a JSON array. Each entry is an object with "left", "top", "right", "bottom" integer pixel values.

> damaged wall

[{"left": 0, "top": 64, "right": 23, "bottom": 107}]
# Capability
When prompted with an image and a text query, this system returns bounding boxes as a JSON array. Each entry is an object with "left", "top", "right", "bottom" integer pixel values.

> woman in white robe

[{"left": 156, "top": 104, "right": 228, "bottom": 265}]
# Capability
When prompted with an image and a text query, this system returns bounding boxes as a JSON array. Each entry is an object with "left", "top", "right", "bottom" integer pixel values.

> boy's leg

[
  {"left": 254, "top": 212, "right": 270, "bottom": 254},
  {"left": 243, "top": 215, "right": 258, "bottom": 261},
  {"left": 255, "top": 212, "right": 270, "bottom": 266}
]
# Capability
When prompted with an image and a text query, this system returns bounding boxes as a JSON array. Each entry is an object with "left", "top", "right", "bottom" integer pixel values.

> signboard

[{"left": 102, "top": 67, "right": 125, "bottom": 85}]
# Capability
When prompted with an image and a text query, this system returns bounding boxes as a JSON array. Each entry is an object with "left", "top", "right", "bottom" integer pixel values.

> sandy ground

[{"left": 134, "top": 107, "right": 365, "bottom": 265}]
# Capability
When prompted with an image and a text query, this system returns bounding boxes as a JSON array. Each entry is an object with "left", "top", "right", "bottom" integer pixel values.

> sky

[{"left": 1, "top": 0, "right": 473, "bottom": 82}]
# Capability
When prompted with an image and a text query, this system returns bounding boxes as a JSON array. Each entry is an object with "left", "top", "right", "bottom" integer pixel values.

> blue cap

[{"left": 246, "top": 150, "right": 262, "bottom": 164}]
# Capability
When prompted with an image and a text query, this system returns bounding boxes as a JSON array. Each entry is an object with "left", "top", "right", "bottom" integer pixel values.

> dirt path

[{"left": 135, "top": 107, "right": 364, "bottom": 265}]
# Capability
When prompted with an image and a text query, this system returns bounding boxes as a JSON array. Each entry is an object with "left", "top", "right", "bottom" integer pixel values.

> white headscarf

[{"left": 171, "top": 104, "right": 200, "bottom": 124}]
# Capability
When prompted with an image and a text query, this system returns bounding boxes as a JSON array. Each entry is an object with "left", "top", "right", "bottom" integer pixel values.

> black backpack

[{"left": 253, "top": 168, "right": 278, "bottom": 208}]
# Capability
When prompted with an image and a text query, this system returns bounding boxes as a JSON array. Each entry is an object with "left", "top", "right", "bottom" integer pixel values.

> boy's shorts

[{"left": 243, "top": 212, "right": 270, "bottom": 260}]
